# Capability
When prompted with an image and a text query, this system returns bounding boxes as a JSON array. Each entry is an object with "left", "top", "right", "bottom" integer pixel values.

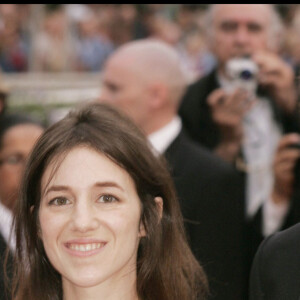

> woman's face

[
  {"left": 0, "top": 124, "right": 43, "bottom": 210},
  {"left": 39, "top": 146, "right": 145, "bottom": 292}
]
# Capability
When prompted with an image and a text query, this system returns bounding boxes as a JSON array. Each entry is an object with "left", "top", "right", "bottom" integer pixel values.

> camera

[{"left": 224, "top": 57, "right": 258, "bottom": 100}]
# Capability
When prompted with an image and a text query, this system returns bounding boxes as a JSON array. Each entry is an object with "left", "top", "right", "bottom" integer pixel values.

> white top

[
  {"left": 148, "top": 116, "right": 182, "bottom": 155},
  {"left": 0, "top": 201, "right": 15, "bottom": 251},
  {"left": 219, "top": 74, "right": 289, "bottom": 236}
]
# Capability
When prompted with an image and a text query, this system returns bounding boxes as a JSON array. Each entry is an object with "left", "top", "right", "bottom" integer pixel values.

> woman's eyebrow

[
  {"left": 42, "top": 181, "right": 125, "bottom": 197},
  {"left": 94, "top": 181, "right": 125, "bottom": 192},
  {"left": 43, "top": 185, "right": 70, "bottom": 197}
]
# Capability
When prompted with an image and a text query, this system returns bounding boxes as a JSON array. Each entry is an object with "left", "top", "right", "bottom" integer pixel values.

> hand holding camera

[
  {"left": 252, "top": 51, "right": 297, "bottom": 114},
  {"left": 207, "top": 57, "right": 259, "bottom": 162},
  {"left": 272, "top": 133, "right": 300, "bottom": 204},
  {"left": 208, "top": 88, "right": 251, "bottom": 162}
]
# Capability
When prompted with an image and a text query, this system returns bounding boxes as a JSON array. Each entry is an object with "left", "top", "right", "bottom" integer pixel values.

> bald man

[{"left": 99, "top": 39, "right": 246, "bottom": 300}]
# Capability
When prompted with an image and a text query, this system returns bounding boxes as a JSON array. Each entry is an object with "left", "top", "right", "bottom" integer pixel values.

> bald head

[
  {"left": 100, "top": 39, "right": 188, "bottom": 134},
  {"left": 109, "top": 39, "right": 187, "bottom": 102}
]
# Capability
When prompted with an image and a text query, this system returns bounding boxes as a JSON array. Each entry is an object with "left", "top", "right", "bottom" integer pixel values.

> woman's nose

[{"left": 70, "top": 200, "right": 100, "bottom": 233}]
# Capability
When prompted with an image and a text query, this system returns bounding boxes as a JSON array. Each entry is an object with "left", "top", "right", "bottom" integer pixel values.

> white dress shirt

[
  {"left": 148, "top": 116, "right": 182, "bottom": 155},
  {"left": 0, "top": 201, "right": 15, "bottom": 251},
  {"left": 242, "top": 98, "right": 289, "bottom": 236},
  {"left": 219, "top": 73, "right": 290, "bottom": 236}
]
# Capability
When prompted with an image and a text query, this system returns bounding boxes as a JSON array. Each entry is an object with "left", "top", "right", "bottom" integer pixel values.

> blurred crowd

[
  {"left": 0, "top": 4, "right": 217, "bottom": 81},
  {"left": 1, "top": 4, "right": 300, "bottom": 84}
]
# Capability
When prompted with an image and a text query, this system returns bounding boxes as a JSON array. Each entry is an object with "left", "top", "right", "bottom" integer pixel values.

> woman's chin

[{"left": 63, "top": 273, "right": 105, "bottom": 289}]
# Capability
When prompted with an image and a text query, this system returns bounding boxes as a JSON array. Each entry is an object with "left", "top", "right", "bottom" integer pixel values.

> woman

[
  {"left": 0, "top": 114, "right": 44, "bottom": 212},
  {"left": 11, "top": 103, "right": 208, "bottom": 300},
  {"left": 0, "top": 113, "right": 44, "bottom": 300}
]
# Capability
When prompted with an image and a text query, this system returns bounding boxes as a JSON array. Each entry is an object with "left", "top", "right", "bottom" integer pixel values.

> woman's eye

[
  {"left": 49, "top": 197, "right": 70, "bottom": 206},
  {"left": 98, "top": 194, "right": 118, "bottom": 203}
]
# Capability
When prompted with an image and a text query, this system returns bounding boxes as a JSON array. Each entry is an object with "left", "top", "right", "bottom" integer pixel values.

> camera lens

[{"left": 239, "top": 70, "right": 253, "bottom": 80}]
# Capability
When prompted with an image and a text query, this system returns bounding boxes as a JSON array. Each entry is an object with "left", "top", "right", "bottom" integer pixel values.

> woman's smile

[{"left": 64, "top": 239, "right": 107, "bottom": 257}]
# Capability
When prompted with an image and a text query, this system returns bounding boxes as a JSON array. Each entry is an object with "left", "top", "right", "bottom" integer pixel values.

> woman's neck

[{"left": 63, "top": 274, "right": 139, "bottom": 300}]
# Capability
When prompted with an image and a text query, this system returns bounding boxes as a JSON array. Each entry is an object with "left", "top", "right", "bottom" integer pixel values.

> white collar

[
  {"left": 148, "top": 116, "right": 182, "bottom": 155},
  {"left": 0, "top": 201, "right": 15, "bottom": 251}
]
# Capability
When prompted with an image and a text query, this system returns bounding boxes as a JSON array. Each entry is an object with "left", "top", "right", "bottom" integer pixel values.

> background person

[
  {"left": 31, "top": 7, "right": 77, "bottom": 72},
  {"left": 178, "top": 4, "right": 300, "bottom": 284},
  {"left": 249, "top": 222, "right": 300, "bottom": 299},
  {"left": 99, "top": 38, "right": 246, "bottom": 300},
  {"left": 0, "top": 79, "right": 9, "bottom": 116},
  {"left": 267, "top": 133, "right": 300, "bottom": 229},
  {"left": 0, "top": 113, "right": 44, "bottom": 300},
  {"left": 11, "top": 102, "right": 208, "bottom": 300}
]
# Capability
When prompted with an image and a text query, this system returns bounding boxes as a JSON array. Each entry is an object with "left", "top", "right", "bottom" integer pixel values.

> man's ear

[{"left": 147, "top": 83, "right": 168, "bottom": 109}]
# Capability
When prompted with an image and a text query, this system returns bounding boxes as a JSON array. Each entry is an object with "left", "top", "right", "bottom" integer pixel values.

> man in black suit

[
  {"left": 179, "top": 4, "right": 300, "bottom": 286},
  {"left": 249, "top": 222, "right": 300, "bottom": 300},
  {"left": 99, "top": 38, "right": 246, "bottom": 299}
]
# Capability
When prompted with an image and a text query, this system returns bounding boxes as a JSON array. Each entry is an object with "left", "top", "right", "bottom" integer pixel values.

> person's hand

[
  {"left": 253, "top": 51, "right": 297, "bottom": 114},
  {"left": 272, "top": 133, "right": 300, "bottom": 204},
  {"left": 207, "top": 88, "right": 254, "bottom": 162}
]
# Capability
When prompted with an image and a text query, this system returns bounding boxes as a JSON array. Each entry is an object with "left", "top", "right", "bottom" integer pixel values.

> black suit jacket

[
  {"left": 178, "top": 69, "right": 300, "bottom": 293},
  {"left": 0, "top": 233, "right": 11, "bottom": 300},
  {"left": 164, "top": 129, "right": 246, "bottom": 300},
  {"left": 249, "top": 222, "right": 300, "bottom": 300}
]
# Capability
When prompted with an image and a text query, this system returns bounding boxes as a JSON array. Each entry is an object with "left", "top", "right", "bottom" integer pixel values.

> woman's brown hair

[{"left": 11, "top": 102, "right": 208, "bottom": 300}]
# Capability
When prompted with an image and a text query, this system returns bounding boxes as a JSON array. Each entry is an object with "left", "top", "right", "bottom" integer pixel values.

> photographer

[{"left": 178, "top": 4, "right": 300, "bottom": 291}]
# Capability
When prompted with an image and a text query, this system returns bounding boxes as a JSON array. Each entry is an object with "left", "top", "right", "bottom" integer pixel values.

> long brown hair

[{"left": 11, "top": 102, "right": 208, "bottom": 300}]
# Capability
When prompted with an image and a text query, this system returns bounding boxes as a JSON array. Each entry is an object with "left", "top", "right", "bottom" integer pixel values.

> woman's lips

[{"left": 64, "top": 239, "right": 107, "bottom": 257}]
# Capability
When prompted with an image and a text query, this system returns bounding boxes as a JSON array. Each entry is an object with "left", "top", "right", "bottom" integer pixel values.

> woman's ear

[
  {"left": 138, "top": 196, "right": 164, "bottom": 238},
  {"left": 139, "top": 223, "right": 146, "bottom": 238},
  {"left": 154, "top": 196, "right": 163, "bottom": 221}
]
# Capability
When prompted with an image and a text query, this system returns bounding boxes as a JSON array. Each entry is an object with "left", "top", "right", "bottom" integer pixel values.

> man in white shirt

[
  {"left": 178, "top": 5, "right": 300, "bottom": 292},
  {"left": 99, "top": 39, "right": 246, "bottom": 299}
]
